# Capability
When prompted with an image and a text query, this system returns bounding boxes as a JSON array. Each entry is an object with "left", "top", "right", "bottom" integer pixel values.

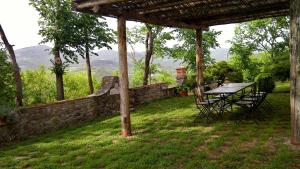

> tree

[
  {"left": 169, "top": 29, "right": 221, "bottom": 70},
  {"left": 30, "top": 0, "right": 80, "bottom": 100},
  {"left": 130, "top": 57, "right": 160, "bottom": 87},
  {"left": 75, "top": 14, "right": 115, "bottom": 94},
  {"left": 0, "top": 25, "right": 23, "bottom": 106},
  {"left": 229, "top": 16, "right": 290, "bottom": 81},
  {"left": 0, "top": 45, "right": 15, "bottom": 106},
  {"left": 204, "top": 61, "right": 243, "bottom": 86},
  {"left": 127, "top": 24, "right": 172, "bottom": 85}
]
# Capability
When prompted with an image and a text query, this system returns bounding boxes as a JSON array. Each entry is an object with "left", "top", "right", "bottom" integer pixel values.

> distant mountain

[
  {"left": 15, "top": 45, "right": 181, "bottom": 78},
  {"left": 15, "top": 45, "right": 229, "bottom": 75},
  {"left": 210, "top": 48, "right": 230, "bottom": 61},
  {"left": 15, "top": 45, "right": 52, "bottom": 70}
]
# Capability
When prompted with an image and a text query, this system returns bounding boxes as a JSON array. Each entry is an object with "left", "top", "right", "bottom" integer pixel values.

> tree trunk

[
  {"left": 290, "top": 0, "right": 300, "bottom": 144},
  {"left": 195, "top": 29, "right": 205, "bottom": 102},
  {"left": 85, "top": 42, "right": 94, "bottom": 94},
  {"left": 0, "top": 24, "right": 23, "bottom": 107},
  {"left": 118, "top": 17, "right": 132, "bottom": 137},
  {"left": 143, "top": 25, "right": 154, "bottom": 86},
  {"left": 54, "top": 48, "right": 64, "bottom": 101}
]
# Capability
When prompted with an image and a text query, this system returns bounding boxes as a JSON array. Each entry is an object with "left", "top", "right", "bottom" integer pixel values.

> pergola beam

[
  {"left": 73, "top": 0, "right": 289, "bottom": 27},
  {"left": 157, "top": 1, "right": 288, "bottom": 21},
  {"left": 290, "top": 0, "right": 300, "bottom": 144},
  {"left": 75, "top": 0, "right": 125, "bottom": 9}
]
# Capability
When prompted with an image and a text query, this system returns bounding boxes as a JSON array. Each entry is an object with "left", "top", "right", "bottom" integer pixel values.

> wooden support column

[
  {"left": 117, "top": 17, "right": 132, "bottom": 137},
  {"left": 195, "top": 29, "right": 205, "bottom": 102},
  {"left": 290, "top": 0, "right": 300, "bottom": 144}
]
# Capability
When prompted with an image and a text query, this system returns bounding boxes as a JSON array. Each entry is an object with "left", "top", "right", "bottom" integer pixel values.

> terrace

[
  {"left": 0, "top": 83, "right": 299, "bottom": 168},
  {"left": 73, "top": 0, "right": 300, "bottom": 144}
]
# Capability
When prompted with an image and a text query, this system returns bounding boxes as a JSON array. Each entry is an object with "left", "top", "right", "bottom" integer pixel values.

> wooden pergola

[{"left": 73, "top": 0, "right": 300, "bottom": 144}]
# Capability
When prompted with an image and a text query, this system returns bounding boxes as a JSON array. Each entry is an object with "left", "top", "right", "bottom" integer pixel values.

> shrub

[
  {"left": 205, "top": 61, "right": 243, "bottom": 85},
  {"left": 0, "top": 104, "right": 13, "bottom": 118},
  {"left": 22, "top": 66, "right": 101, "bottom": 105},
  {"left": 255, "top": 73, "right": 275, "bottom": 93},
  {"left": 0, "top": 48, "right": 15, "bottom": 106}
]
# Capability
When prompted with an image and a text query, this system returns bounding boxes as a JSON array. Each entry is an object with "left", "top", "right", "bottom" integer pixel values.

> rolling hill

[{"left": 15, "top": 45, "right": 228, "bottom": 77}]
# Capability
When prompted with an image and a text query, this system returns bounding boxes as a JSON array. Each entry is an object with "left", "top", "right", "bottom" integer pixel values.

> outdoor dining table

[
  {"left": 205, "top": 82, "right": 255, "bottom": 95},
  {"left": 204, "top": 82, "right": 256, "bottom": 115}
]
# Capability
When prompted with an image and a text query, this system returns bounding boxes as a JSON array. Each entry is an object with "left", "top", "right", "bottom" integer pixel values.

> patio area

[{"left": 0, "top": 82, "right": 299, "bottom": 169}]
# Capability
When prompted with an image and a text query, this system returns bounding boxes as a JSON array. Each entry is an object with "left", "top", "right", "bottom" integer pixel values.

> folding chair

[
  {"left": 193, "top": 88, "right": 221, "bottom": 122},
  {"left": 236, "top": 83, "right": 268, "bottom": 123}
]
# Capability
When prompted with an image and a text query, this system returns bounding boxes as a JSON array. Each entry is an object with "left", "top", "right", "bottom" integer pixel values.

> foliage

[
  {"left": 22, "top": 66, "right": 56, "bottom": 105},
  {"left": 155, "top": 69, "right": 176, "bottom": 85},
  {"left": 0, "top": 104, "right": 13, "bottom": 118},
  {"left": 30, "top": 0, "right": 80, "bottom": 62},
  {"left": 49, "top": 59, "right": 69, "bottom": 75},
  {"left": 64, "top": 71, "right": 101, "bottom": 99},
  {"left": 229, "top": 17, "right": 290, "bottom": 81},
  {"left": 176, "top": 84, "right": 189, "bottom": 92},
  {"left": 169, "top": 29, "right": 221, "bottom": 70},
  {"left": 127, "top": 24, "right": 172, "bottom": 58},
  {"left": 0, "top": 83, "right": 296, "bottom": 169},
  {"left": 0, "top": 46, "right": 15, "bottom": 106},
  {"left": 204, "top": 61, "right": 243, "bottom": 85},
  {"left": 22, "top": 66, "right": 100, "bottom": 105},
  {"left": 75, "top": 14, "right": 115, "bottom": 57},
  {"left": 255, "top": 73, "right": 275, "bottom": 93},
  {"left": 130, "top": 58, "right": 175, "bottom": 87}
]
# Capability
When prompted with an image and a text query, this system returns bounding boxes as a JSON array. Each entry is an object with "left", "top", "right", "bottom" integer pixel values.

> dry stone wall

[{"left": 0, "top": 83, "right": 176, "bottom": 145}]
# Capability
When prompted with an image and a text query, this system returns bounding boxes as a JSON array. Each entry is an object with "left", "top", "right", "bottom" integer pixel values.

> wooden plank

[
  {"left": 195, "top": 29, "right": 204, "bottom": 102},
  {"left": 290, "top": 0, "right": 300, "bottom": 144},
  {"left": 75, "top": 0, "right": 125, "bottom": 9},
  {"left": 74, "top": 0, "right": 289, "bottom": 28},
  {"left": 117, "top": 17, "right": 132, "bottom": 137}
]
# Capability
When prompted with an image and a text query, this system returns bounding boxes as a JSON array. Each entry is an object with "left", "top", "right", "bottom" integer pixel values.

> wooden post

[
  {"left": 290, "top": 0, "right": 300, "bottom": 144},
  {"left": 117, "top": 17, "right": 132, "bottom": 137},
  {"left": 195, "top": 29, "right": 205, "bottom": 102}
]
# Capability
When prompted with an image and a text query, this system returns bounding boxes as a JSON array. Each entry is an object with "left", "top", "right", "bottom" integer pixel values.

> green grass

[
  {"left": 274, "top": 81, "right": 290, "bottom": 93},
  {"left": 0, "top": 82, "right": 299, "bottom": 169}
]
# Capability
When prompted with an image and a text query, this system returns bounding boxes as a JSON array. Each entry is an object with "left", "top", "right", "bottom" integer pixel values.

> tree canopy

[
  {"left": 0, "top": 45, "right": 14, "bottom": 106},
  {"left": 169, "top": 29, "right": 221, "bottom": 70},
  {"left": 29, "top": 0, "right": 80, "bottom": 64},
  {"left": 229, "top": 16, "right": 290, "bottom": 81}
]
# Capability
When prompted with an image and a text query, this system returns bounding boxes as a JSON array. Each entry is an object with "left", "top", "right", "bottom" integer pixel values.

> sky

[{"left": 0, "top": 0, "right": 236, "bottom": 50}]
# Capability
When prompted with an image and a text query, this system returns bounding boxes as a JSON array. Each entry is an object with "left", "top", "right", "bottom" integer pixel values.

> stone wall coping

[
  {"left": 18, "top": 94, "right": 100, "bottom": 111},
  {"left": 131, "top": 83, "right": 168, "bottom": 90},
  {"left": 19, "top": 83, "right": 170, "bottom": 111}
]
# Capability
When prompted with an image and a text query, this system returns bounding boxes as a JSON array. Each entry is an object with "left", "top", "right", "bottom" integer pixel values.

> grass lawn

[{"left": 0, "top": 82, "right": 299, "bottom": 169}]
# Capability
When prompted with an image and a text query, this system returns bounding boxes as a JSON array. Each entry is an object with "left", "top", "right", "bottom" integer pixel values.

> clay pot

[
  {"left": 176, "top": 67, "right": 187, "bottom": 77},
  {"left": 178, "top": 91, "right": 188, "bottom": 97}
]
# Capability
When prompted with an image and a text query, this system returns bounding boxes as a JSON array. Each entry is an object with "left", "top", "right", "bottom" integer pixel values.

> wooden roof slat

[
  {"left": 172, "top": 0, "right": 289, "bottom": 22},
  {"left": 73, "top": 0, "right": 290, "bottom": 28}
]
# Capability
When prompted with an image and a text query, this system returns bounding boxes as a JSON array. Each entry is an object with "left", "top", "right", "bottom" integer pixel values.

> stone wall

[{"left": 0, "top": 83, "right": 176, "bottom": 145}]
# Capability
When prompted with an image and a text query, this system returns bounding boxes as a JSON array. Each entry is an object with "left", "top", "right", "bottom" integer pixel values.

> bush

[
  {"left": 255, "top": 73, "right": 275, "bottom": 93},
  {"left": 22, "top": 66, "right": 101, "bottom": 105},
  {"left": 0, "top": 104, "right": 13, "bottom": 118},
  {"left": 205, "top": 61, "right": 243, "bottom": 85},
  {"left": 0, "top": 48, "right": 15, "bottom": 106}
]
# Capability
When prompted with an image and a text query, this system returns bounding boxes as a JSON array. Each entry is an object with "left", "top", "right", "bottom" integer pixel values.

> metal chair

[
  {"left": 235, "top": 83, "right": 269, "bottom": 122},
  {"left": 193, "top": 88, "right": 221, "bottom": 122}
]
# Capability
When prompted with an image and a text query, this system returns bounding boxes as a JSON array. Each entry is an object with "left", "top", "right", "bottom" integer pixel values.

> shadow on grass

[{"left": 0, "top": 91, "right": 297, "bottom": 169}]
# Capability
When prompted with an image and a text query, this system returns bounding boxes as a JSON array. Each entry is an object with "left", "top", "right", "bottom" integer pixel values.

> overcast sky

[{"left": 0, "top": 0, "right": 236, "bottom": 50}]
